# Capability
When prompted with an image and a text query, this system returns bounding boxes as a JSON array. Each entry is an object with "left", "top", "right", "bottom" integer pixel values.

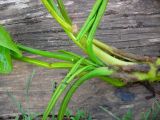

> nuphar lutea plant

[{"left": 1, "top": 0, "right": 160, "bottom": 120}]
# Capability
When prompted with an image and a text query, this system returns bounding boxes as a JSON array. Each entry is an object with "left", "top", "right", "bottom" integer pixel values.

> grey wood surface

[{"left": 0, "top": 0, "right": 160, "bottom": 119}]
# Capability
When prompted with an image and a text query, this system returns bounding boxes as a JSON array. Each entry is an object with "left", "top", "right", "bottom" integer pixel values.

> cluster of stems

[{"left": 0, "top": 0, "right": 160, "bottom": 120}]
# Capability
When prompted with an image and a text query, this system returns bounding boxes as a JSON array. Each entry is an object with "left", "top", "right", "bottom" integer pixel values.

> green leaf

[
  {"left": 0, "top": 46, "right": 12, "bottom": 73},
  {"left": 0, "top": 25, "right": 22, "bottom": 57},
  {"left": 0, "top": 25, "right": 22, "bottom": 73}
]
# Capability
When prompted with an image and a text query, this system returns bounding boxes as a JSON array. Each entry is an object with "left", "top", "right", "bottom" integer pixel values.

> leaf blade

[
  {"left": 0, "top": 25, "right": 22, "bottom": 57},
  {"left": 0, "top": 47, "right": 12, "bottom": 73}
]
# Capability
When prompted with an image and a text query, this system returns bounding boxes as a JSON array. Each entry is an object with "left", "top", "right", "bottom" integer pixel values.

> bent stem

[{"left": 42, "top": 59, "right": 94, "bottom": 120}]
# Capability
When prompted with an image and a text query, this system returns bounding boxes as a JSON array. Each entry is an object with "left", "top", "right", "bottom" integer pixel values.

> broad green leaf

[
  {"left": 0, "top": 46, "right": 12, "bottom": 73},
  {"left": 0, "top": 25, "right": 22, "bottom": 57}
]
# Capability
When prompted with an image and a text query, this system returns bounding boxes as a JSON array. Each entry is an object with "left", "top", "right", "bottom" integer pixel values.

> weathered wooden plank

[{"left": 0, "top": 0, "right": 160, "bottom": 119}]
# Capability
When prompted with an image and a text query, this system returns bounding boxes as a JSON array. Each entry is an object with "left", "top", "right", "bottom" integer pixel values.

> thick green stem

[
  {"left": 93, "top": 39, "right": 153, "bottom": 62},
  {"left": 93, "top": 45, "right": 135, "bottom": 66},
  {"left": 93, "top": 39, "right": 136, "bottom": 62}
]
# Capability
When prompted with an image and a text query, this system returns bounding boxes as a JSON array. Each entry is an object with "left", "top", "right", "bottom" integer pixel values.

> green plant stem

[
  {"left": 18, "top": 44, "right": 97, "bottom": 67},
  {"left": 47, "top": 0, "right": 63, "bottom": 18},
  {"left": 57, "top": 67, "right": 114, "bottom": 120},
  {"left": 86, "top": 0, "right": 108, "bottom": 65},
  {"left": 76, "top": 0, "right": 103, "bottom": 40},
  {"left": 14, "top": 56, "right": 74, "bottom": 69},
  {"left": 56, "top": 0, "right": 72, "bottom": 24},
  {"left": 42, "top": 61, "right": 94, "bottom": 120},
  {"left": 77, "top": 16, "right": 96, "bottom": 42},
  {"left": 93, "top": 45, "right": 135, "bottom": 65},
  {"left": 17, "top": 44, "right": 77, "bottom": 62},
  {"left": 57, "top": 50, "right": 98, "bottom": 67},
  {"left": 41, "top": 0, "right": 84, "bottom": 51},
  {"left": 41, "top": 0, "right": 72, "bottom": 32},
  {"left": 64, "top": 29, "right": 85, "bottom": 51},
  {"left": 93, "top": 39, "right": 137, "bottom": 62},
  {"left": 41, "top": 0, "right": 136, "bottom": 66}
]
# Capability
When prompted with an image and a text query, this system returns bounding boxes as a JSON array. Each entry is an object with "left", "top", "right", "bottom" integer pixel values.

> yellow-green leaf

[{"left": 0, "top": 25, "right": 22, "bottom": 57}]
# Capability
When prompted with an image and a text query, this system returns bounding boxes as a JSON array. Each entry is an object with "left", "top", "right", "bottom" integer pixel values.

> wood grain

[{"left": 0, "top": 0, "right": 160, "bottom": 119}]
